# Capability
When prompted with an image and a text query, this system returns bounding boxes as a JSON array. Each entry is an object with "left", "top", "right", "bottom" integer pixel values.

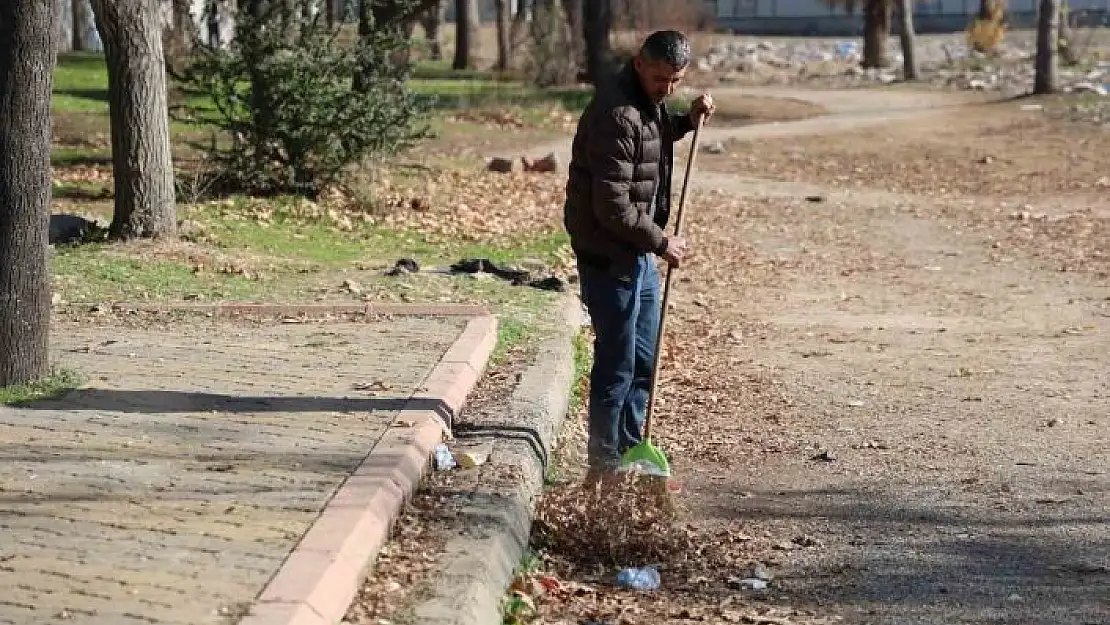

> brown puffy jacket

[{"left": 563, "top": 62, "right": 694, "bottom": 281}]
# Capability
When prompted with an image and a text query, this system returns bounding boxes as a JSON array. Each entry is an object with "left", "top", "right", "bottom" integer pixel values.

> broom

[{"left": 618, "top": 115, "right": 704, "bottom": 510}]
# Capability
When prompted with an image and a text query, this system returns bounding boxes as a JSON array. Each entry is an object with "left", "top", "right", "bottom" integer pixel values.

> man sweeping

[{"left": 564, "top": 30, "right": 715, "bottom": 486}]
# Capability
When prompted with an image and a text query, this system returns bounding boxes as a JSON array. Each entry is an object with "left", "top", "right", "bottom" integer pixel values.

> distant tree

[
  {"left": 827, "top": 0, "right": 892, "bottom": 68},
  {"left": 419, "top": 0, "right": 445, "bottom": 60},
  {"left": 494, "top": 0, "right": 509, "bottom": 69},
  {"left": 1034, "top": 0, "right": 1059, "bottom": 93},
  {"left": 357, "top": 0, "right": 440, "bottom": 77},
  {"left": 452, "top": 0, "right": 479, "bottom": 69},
  {"left": 90, "top": 0, "right": 177, "bottom": 239},
  {"left": 72, "top": 0, "right": 95, "bottom": 51},
  {"left": 897, "top": 0, "right": 918, "bottom": 79},
  {"left": 583, "top": 0, "right": 613, "bottom": 81},
  {"left": 0, "top": 0, "right": 57, "bottom": 386}
]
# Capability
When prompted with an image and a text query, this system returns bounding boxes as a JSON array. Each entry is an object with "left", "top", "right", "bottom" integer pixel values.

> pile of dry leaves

[
  {"left": 533, "top": 474, "right": 694, "bottom": 571},
  {"left": 371, "top": 167, "right": 567, "bottom": 243}
]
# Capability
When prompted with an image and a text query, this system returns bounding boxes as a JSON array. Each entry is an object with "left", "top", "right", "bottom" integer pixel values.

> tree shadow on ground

[
  {"left": 54, "top": 87, "right": 110, "bottom": 104},
  {"left": 701, "top": 484, "right": 1110, "bottom": 625}
]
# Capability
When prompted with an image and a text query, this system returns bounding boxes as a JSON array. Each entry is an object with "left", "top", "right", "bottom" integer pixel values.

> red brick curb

[{"left": 237, "top": 313, "right": 499, "bottom": 625}]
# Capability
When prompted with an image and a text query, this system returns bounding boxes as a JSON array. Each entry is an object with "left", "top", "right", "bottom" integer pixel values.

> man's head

[{"left": 633, "top": 30, "right": 692, "bottom": 104}]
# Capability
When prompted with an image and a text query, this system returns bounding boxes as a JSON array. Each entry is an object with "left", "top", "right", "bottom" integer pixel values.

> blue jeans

[{"left": 578, "top": 255, "right": 661, "bottom": 472}]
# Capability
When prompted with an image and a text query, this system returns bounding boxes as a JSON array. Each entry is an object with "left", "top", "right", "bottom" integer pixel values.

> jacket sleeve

[
  {"left": 588, "top": 110, "right": 666, "bottom": 254},
  {"left": 670, "top": 111, "right": 694, "bottom": 142}
]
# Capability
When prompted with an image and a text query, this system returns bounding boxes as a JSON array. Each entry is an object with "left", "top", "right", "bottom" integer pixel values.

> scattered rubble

[{"left": 694, "top": 34, "right": 1110, "bottom": 98}]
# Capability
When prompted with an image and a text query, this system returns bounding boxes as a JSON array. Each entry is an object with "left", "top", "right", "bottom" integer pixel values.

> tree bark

[
  {"left": 1033, "top": 0, "right": 1059, "bottom": 93},
  {"left": 452, "top": 0, "right": 471, "bottom": 69},
  {"left": 897, "top": 0, "right": 918, "bottom": 80},
  {"left": 72, "top": 0, "right": 95, "bottom": 51},
  {"left": 89, "top": 0, "right": 177, "bottom": 239},
  {"left": 583, "top": 0, "right": 612, "bottom": 83},
  {"left": 0, "top": 0, "right": 57, "bottom": 386},
  {"left": 862, "top": 0, "right": 892, "bottom": 68},
  {"left": 494, "top": 0, "right": 509, "bottom": 70},
  {"left": 55, "top": 0, "right": 75, "bottom": 53}
]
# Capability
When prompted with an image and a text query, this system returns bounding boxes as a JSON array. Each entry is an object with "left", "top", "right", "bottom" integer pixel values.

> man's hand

[
  {"left": 688, "top": 93, "right": 715, "bottom": 126},
  {"left": 660, "top": 235, "right": 689, "bottom": 267}
]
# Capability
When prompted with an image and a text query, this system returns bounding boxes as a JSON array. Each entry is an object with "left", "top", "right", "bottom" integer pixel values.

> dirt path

[
  {"left": 534, "top": 87, "right": 1109, "bottom": 624},
  {"left": 519, "top": 86, "right": 988, "bottom": 165},
  {"left": 669, "top": 189, "right": 1108, "bottom": 624}
]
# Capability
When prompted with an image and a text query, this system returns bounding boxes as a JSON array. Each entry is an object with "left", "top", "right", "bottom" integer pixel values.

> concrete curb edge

[
  {"left": 63, "top": 302, "right": 490, "bottom": 318},
  {"left": 408, "top": 294, "right": 585, "bottom": 625},
  {"left": 237, "top": 313, "right": 500, "bottom": 625}
]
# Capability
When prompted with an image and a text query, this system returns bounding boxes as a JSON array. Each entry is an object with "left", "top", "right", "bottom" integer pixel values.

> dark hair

[{"left": 638, "top": 30, "right": 692, "bottom": 69}]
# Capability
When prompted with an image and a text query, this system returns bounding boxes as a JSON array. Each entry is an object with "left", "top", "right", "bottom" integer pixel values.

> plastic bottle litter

[
  {"left": 432, "top": 443, "right": 456, "bottom": 470},
  {"left": 616, "top": 566, "right": 660, "bottom": 591},
  {"left": 739, "top": 578, "right": 769, "bottom": 591}
]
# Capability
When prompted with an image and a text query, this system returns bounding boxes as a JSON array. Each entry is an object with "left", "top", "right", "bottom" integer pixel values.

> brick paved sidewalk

[{"left": 0, "top": 307, "right": 491, "bottom": 625}]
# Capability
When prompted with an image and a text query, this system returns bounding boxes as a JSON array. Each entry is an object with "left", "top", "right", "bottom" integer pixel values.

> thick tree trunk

[
  {"left": 862, "top": 0, "right": 892, "bottom": 69},
  {"left": 494, "top": 0, "right": 509, "bottom": 70},
  {"left": 897, "top": 0, "right": 918, "bottom": 80},
  {"left": 452, "top": 0, "right": 471, "bottom": 69},
  {"left": 0, "top": 0, "right": 57, "bottom": 386},
  {"left": 89, "top": 0, "right": 177, "bottom": 239},
  {"left": 583, "top": 0, "right": 612, "bottom": 83},
  {"left": 1034, "top": 0, "right": 1059, "bottom": 93}
]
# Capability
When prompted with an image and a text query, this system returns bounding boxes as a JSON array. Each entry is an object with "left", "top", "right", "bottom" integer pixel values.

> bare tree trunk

[
  {"left": 1034, "top": 0, "right": 1059, "bottom": 93},
  {"left": 420, "top": 0, "right": 444, "bottom": 60},
  {"left": 897, "top": 0, "right": 918, "bottom": 80},
  {"left": 55, "top": 0, "right": 75, "bottom": 52},
  {"left": 510, "top": 0, "right": 530, "bottom": 48},
  {"left": 72, "top": 0, "right": 95, "bottom": 50},
  {"left": 0, "top": 0, "right": 57, "bottom": 386},
  {"left": 452, "top": 0, "right": 471, "bottom": 69},
  {"left": 583, "top": 0, "right": 612, "bottom": 83},
  {"left": 1057, "top": 1, "right": 1080, "bottom": 65},
  {"left": 562, "top": 0, "right": 584, "bottom": 75},
  {"left": 494, "top": 0, "right": 509, "bottom": 70},
  {"left": 164, "top": 0, "right": 195, "bottom": 72},
  {"left": 89, "top": 0, "right": 177, "bottom": 239},
  {"left": 862, "top": 0, "right": 892, "bottom": 68}
]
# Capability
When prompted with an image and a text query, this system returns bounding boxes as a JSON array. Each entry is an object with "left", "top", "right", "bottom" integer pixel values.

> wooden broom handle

[{"left": 643, "top": 115, "right": 703, "bottom": 440}]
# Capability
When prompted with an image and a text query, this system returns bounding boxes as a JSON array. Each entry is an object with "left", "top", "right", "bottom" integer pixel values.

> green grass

[
  {"left": 186, "top": 197, "right": 570, "bottom": 269},
  {"left": 0, "top": 368, "right": 84, "bottom": 406},
  {"left": 491, "top": 316, "right": 532, "bottom": 365},
  {"left": 53, "top": 53, "right": 110, "bottom": 114},
  {"left": 50, "top": 199, "right": 569, "bottom": 311},
  {"left": 51, "top": 246, "right": 269, "bottom": 302},
  {"left": 47, "top": 51, "right": 574, "bottom": 333},
  {"left": 52, "top": 52, "right": 595, "bottom": 118}
]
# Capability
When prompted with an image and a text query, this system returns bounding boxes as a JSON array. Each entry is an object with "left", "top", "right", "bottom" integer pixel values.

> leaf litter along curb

[
  {"left": 510, "top": 232, "right": 844, "bottom": 625},
  {"left": 343, "top": 340, "right": 537, "bottom": 625}
]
